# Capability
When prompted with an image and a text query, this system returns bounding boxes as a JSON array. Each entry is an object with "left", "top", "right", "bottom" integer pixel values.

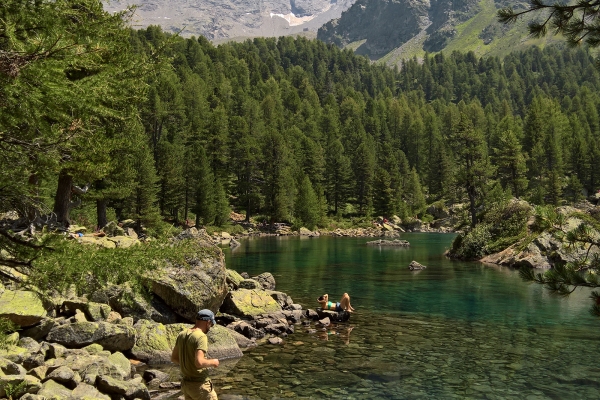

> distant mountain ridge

[
  {"left": 103, "top": 0, "right": 357, "bottom": 40},
  {"left": 317, "top": 0, "right": 560, "bottom": 66}
]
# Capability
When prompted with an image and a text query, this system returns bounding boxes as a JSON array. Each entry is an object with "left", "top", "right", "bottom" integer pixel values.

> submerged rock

[
  {"left": 366, "top": 239, "right": 410, "bottom": 247},
  {"left": 408, "top": 261, "right": 426, "bottom": 270}
]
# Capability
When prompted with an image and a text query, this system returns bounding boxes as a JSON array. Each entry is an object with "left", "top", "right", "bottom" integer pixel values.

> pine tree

[
  {"left": 450, "top": 112, "right": 493, "bottom": 227},
  {"left": 373, "top": 168, "right": 395, "bottom": 217},
  {"left": 295, "top": 175, "right": 321, "bottom": 229},
  {"left": 493, "top": 129, "right": 528, "bottom": 198},
  {"left": 213, "top": 178, "right": 230, "bottom": 227},
  {"left": 192, "top": 146, "right": 215, "bottom": 226}
]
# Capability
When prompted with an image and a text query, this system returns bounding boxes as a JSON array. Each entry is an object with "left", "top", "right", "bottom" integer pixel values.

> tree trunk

[
  {"left": 97, "top": 199, "right": 108, "bottom": 229},
  {"left": 467, "top": 184, "right": 477, "bottom": 228},
  {"left": 53, "top": 171, "right": 73, "bottom": 225}
]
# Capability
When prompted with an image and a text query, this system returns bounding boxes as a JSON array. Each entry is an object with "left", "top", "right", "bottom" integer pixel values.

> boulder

[
  {"left": 46, "top": 321, "right": 136, "bottom": 352},
  {"left": 225, "top": 269, "right": 245, "bottom": 289},
  {"left": 0, "top": 290, "right": 48, "bottom": 327},
  {"left": 21, "top": 318, "right": 56, "bottom": 341},
  {"left": 78, "top": 236, "right": 117, "bottom": 249},
  {"left": 228, "top": 321, "right": 265, "bottom": 340},
  {"left": 252, "top": 272, "right": 276, "bottom": 290},
  {"left": 62, "top": 299, "right": 112, "bottom": 322},
  {"left": 61, "top": 352, "right": 129, "bottom": 381},
  {"left": 102, "top": 221, "right": 125, "bottom": 237},
  {"left": 267, "top": 291, "right": 294, "bottom": 309},
  {"left": 225, "top": 327, "right": 257, "bottom": 349},
  {"left": 299, "top": 227, "right": 313, "bottom": 236},
  {"left": 144, "top": 246, "right": 228, "bottom": 322},
  {"left": 107, "top": 236, "right": 140, "bottom": 248},
  {"left": 130, "top": 320, "right": 188, "bottom": 363},
  {"left": 0, "top": 357, "right": 27, "bottom": 375},
  {"left": 95, "top": 375, "right": 150, "bottom": 400},
  {"left": 238, "top": 279, "right": 261, "bottom": 289},
  {"left": 408, "top": 261, "right": 426, "bottom": 270},
  {"left": 205, "top": 325, "right": 243, "bottom": 360},
  {"left": 44, "top": 366, "right": 80, "bottom": 389},
  {"left": 38, "top": 379, "right": 72, "bottom": 399},
  {"left": 316, "top": 309, "right": 351, "bottom": 322},
  {"left": 0, "top": 346, "right": 28, "bottom": 363},
  {"left": 0, "top": 375, "right": 42, "bottom": 398},
  {"left": 142, "top": 369, "right": 169, "bottom": 383},
  {"left": 71, "top": 382, "right": 110, "bottom": 400},
  {"left": 89, "top": 283, "right": 178, "bottom": 324},
  {"left": 220, "top": 289, "right": 282, "bottom": 317},
  {"left": 131, "top": 320, "right": 242, "bottom": 362},
  {"left": 27, "top": 366, "right": 48, "bottom": 381}
]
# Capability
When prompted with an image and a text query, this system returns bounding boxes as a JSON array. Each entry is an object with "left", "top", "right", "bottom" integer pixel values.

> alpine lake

[{"left": 160, "top": 234, "right": 600, "bottom": 399}]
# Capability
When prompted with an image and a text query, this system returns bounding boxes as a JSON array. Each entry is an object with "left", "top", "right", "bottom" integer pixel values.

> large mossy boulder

[
  {"left": 90, "top": 283, "right": 179, "bottom": 324},
  {"left": 130, "top": 320, "right": 187, "bottom": 363},
  {"left": 225, "top": 269, "right": 245, "bottom": 289},
  {"left": 220, "top": 289, "right": 282, "bottom": 317},
  {"left": 206, "top": 325, "right": 243, "bottom": 360},
  {"left": 144, "top": 246, "right": 228, "bottom": 322},
  {"left": 131, "top": 320, "right": 242, "bottom": 363},
  {"left": 0, "top": 290, "right": 48, "bottom": 327},
  {"left": 62, "top": 352, "right": 130, "bottom": 381},
  {"left": 46, "top": 322, "right": 136, "bottom": 352}
]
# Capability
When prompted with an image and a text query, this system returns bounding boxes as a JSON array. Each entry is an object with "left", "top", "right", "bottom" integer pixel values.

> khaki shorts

[{"left": 182, "top": 380, "right": 218, "bottom": 400}]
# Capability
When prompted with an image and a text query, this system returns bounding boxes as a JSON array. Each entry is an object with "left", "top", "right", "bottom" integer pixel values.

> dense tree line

[
  {"left": 3, "top": 2, "right": 600, "bottom": 236},
  {"left": 126, "top": 29, "right": 600, "bottom": 229}
]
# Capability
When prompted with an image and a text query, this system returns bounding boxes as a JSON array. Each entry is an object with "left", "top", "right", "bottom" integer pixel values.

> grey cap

[{"left": 196, "top": 309, "right": 216, "bottom": 325}]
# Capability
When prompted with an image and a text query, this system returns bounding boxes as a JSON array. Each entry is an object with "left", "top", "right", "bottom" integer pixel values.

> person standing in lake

[
  {"left": 171, "top": 309, "right": 220, "bottom": 400},
  {"left": 317, "top": 293, "right": 355, "bottom": 312}
]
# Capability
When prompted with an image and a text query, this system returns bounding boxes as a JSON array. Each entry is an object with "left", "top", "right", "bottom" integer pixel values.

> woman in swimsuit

[{"left": 317, "top": 293, "right": 355, "bottom": 312}]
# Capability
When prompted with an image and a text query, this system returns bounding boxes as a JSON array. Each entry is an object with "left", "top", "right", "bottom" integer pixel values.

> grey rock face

[
  {"left": 46, "top": 322, "right": 136, "bottom": 352},
  {"left": 144, "top": 246, "right": 228, "bottom": 322},
  {"left": 252, "top": 272, "right": 276, "bottom": 290},
  {"left": 102, "top": 0, "right": 357, "bottom": 40}
]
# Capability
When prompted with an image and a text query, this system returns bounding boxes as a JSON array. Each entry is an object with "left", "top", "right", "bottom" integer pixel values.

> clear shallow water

[{"left": 162, "top": 234, "right": 600, "bottom": 399}]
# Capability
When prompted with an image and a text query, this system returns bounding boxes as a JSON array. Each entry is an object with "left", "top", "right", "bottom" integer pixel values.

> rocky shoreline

[{"left": 0, "top": 228, "right": 352, "bottom": 399}]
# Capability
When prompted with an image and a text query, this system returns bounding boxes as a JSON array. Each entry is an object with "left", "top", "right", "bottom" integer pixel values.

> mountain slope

[
  {"left": 318, "top": 0, "right": 562, "bottom": 65},
  {"left": 103, "top": 0, "right": 357, "bottom": 40}
]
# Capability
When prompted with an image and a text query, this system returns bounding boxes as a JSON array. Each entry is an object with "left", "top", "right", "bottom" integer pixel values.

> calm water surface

[{"left": 198, "top": 234, "right": 600, "bottom": 399}]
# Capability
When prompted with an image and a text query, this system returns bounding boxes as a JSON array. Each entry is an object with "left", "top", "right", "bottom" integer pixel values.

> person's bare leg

[{"left": 340, "top": 293, "right": 354, "bottom": 312}]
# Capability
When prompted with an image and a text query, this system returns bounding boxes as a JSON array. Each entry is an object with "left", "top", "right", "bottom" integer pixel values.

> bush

[
  {"left": 451, "top": 224, "right": 493, "bottom": 260},
  {"left": 0, "top": 318, "right": 17, "bottom": 350},
  {"left": 29, "top": 235, "right": 218, "bottom": 296}
]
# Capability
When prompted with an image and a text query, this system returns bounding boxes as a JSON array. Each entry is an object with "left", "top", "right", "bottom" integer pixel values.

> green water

[{"left": 195, "top": 235, "right": 600, "bottom": 399}]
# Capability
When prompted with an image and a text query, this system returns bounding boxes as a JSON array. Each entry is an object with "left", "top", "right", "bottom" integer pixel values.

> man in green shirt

[{"left": 171, "top": 309, "right": 220, "bottom": 400}]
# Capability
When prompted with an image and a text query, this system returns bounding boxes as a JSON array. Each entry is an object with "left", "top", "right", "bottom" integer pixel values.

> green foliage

[
  {"left": 0, "top": 318, "right": 17, "bottom": 351},
  {"left": 450, "top": 224, "right": 493, "bottom": 260},
  {"left": 29, "top": 235, "right": 213, "bottom": 295}
]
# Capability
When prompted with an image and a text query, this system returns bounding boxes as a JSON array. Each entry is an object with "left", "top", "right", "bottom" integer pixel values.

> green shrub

[
  {"left": 29, "top": 235, "right": 217, "bottom": 296},
  {"left": 0, "top": 318, "right": 17, "bottom": 350},
  {"left": 451, "top": 224, "right": 493, "bottom": 260}
]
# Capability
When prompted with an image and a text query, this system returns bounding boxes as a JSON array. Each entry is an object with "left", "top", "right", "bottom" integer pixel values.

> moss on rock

[
  {"left": 0, "top": 290, "right": 48, "bottom": 327},
  {"left": 220, "top": 289, "right": 282, "bottom": 317}
]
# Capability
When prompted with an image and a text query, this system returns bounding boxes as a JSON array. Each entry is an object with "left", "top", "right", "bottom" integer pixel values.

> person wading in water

[{"left": 171, "top": 309, "right": 220, "bottom": 400}]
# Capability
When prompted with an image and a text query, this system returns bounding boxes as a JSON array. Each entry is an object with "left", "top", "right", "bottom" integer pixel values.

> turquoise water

[{"left": 209, "top": 234, "right": 600, "bottom": 399}]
